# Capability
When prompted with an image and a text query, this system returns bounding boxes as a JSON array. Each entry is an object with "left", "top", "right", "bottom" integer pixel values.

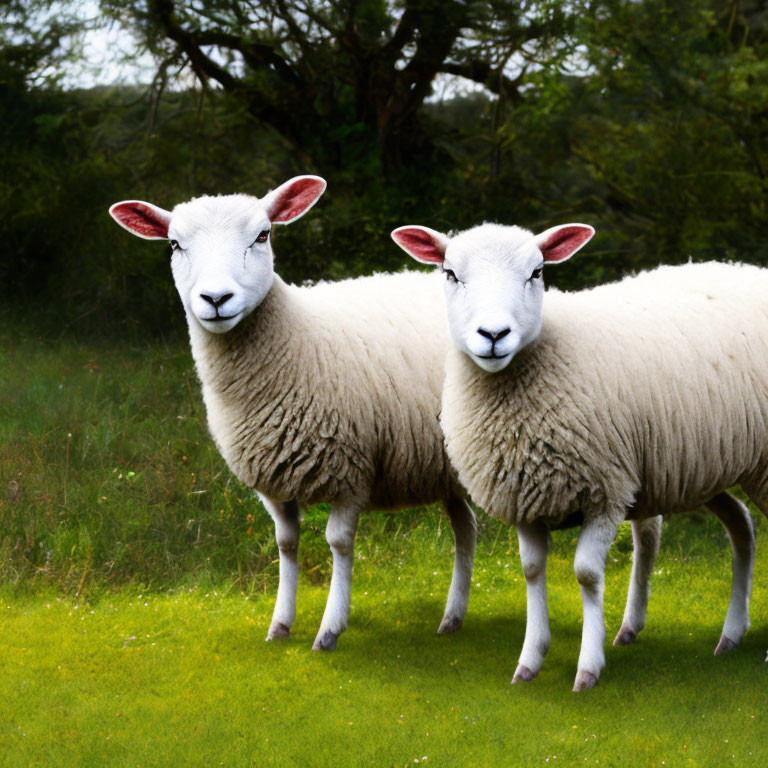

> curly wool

[
  {"left": 442, "top": 261, "right": 768, "bottom": 525},
  {"left": 188, "top": 270, "right": 454, "bottom": 508}
]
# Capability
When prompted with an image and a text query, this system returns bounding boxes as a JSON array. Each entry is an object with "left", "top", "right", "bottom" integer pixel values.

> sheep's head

[
  {"left": 392, "top": 222, "right": 594, "bottom": 373},
  {"left": 109, "top": 176, "right": 326, "bottom": 334}
]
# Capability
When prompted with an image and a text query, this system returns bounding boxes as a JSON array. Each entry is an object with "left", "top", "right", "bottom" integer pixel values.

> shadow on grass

[{"left": 207, "top": 593, "right": 768, "bottom": 693}]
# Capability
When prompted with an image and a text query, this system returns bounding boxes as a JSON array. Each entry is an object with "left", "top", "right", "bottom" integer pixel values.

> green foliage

[
  {"left": 2, "top": 0, "right": 767, "bottom": 336},
  {"left": 483, "top": 0, "right": 768, "bottom": 290}
]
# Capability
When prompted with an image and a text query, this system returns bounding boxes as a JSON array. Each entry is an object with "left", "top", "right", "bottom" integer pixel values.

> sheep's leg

[
  {"left": 312, "top": 503, "right": 360, "bottom": 651},
  {"left": 438, "top": 493, "right": 477, "bottom": 634},
  {"left": 738, "top": 478, "right": 768, "bottom": 662},
  {"left": 613, "top": 516, "right": 662, "bottom": 646},
  {"left": 573, "top": 516, "right": 620, "bottom": 692},
  {"left": 706, "top": 492, "right": 754, "bottom": 654},
  {"left": 512, "top": 521, "right": 551, "bottom": 683},
  {"left": 259, "top": 494, "right": 300, "bottom": 641}
]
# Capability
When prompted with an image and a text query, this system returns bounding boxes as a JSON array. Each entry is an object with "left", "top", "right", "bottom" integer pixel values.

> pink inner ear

[
  {"left": 540, "top": 225, "right": 593, "bottom": 262},
  {"left": 393, "top": 229, "right": 445, "bottom": 264},
  {"left": 270, "top": 178, "right": 325, "bottom": 223},
  {"left": 112, "top": 202, "right": 170, "bottom": 238}
]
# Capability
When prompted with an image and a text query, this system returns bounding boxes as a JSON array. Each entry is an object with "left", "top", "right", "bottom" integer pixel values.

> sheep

[
  {"left": 392, "top": 221, "right": 758, "bottom": 690},
  {"left": 107, "top": 176, "right": 480, "bottom": 651}
]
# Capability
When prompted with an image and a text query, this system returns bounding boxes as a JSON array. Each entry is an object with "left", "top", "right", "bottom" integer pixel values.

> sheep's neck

[{"left": 186, "top": 275, "right": 303, "bottom": 401}]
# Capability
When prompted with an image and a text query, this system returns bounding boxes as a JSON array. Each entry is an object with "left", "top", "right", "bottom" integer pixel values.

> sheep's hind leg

[
  {"left": 438, "top": 493, "right": 477, "bottom": 634},
  {"left": 613, "top": 516, "right": 662, "bottom": 646},
  {"left": 259, "top": 494, "right": 300, "bottom": 641},
  {"left": 512, "top": 521, "right": 551, "bottom": 684},
  {"left": 706, "top": 492, "right": 754, "bottom": 655},
  {"left": 312, "top": 503, "right": 360, "bottom": 651},
  {"left": 740, "top": 476, "right": 768, "bottom": 662},
  {"left": 573, "top": 515, "right": 621, "bottom": 692}
]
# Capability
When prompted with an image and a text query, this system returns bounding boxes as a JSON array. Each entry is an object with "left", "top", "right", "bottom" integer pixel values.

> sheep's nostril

[
  {"left": 477, "top": 327, "right": 511, "bottom": 342},
  {"left": 200, "top": 292, "right": 233, "bottom": 309}
]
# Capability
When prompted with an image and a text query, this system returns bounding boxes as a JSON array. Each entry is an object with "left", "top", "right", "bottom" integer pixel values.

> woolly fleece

[{"left": 188, "top": 270, "right": 455, "bottom": 508}]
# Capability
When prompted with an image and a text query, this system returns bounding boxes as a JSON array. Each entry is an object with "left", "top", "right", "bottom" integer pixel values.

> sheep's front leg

[
  {"left": 312, "top": 503, "right": 360, "bottom": 651},
  {"left": 706, "top": 492, "right": 754, "bottom": 654},
  {"left": 259, "top": 494, "right": 300, "bottom": 640},
  {"left": 573, "top": 516, "right": 620, "bottom": 691},
  {"left": 613, "top": 516, "right": 662, "bottom": 646},
  {"left": 512, "top": 521, "right": 551, "bottom": 683},
  {"left": 438, "top": 492, "right": 477, "bottom": 634}
]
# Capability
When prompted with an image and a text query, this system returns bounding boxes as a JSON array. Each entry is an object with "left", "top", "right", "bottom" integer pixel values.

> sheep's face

[
  {"left": 109, "top": 176, "right": 326, "bottom": 335},
  {"left": 392, "top": 222, "right": 594, "bottom": 373},
  {"left": 166, "top": 195, "right": 276, "bottom": 334}
]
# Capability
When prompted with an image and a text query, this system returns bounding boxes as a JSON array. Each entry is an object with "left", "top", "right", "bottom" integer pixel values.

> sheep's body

[
  {"left": 190, "top": 271, "right": 478, "bottom": 649},
  {"left": 110, "top": 179, "right": 478, "bottom": 651},
  {"left": 191, "top": 270, "right": 454, "bottom": 508},
  {"left": 442, "top": 261, "right": 768, "bottom": 526},
  {"left": 395, "top": 222, "right": 758, "bottom": 688},
  {"left": 440, "top": 260, "right": 763, "bottom": 686}
]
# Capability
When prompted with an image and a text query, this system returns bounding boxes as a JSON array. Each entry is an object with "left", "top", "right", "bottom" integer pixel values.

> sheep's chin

[
  {"left": 196, "top": 313, "right": 243, "bottom": 334},
  {"left": 469, "top": 352, "right": 513, "bottom": 373}
]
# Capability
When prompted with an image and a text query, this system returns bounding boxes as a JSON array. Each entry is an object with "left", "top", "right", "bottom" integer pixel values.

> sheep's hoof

[
  {"left": 613, "top": 625, "right": 637, "bottom": 647},
  {"left": 312, "top": 631, "right": 339, "bottom": 651},
  {"left": 714, "top": 635, "right": 737, "bottom": 655},
  {"left": 511, "top": 665, "right": 537, "bottom": 684},
  {"left": 437, "top": 615, "right": 463, "bottom": 635},
  {"left": 266, "top": 622, "right": 291, "bottom": 641},
  {"left": 573, "top": 670, "right": 598, "bottom": 692}
]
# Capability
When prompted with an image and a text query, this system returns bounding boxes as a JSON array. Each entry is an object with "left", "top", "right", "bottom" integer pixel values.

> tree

[
  {"left": 102, "top": 0, "right": 573, "bottom": 178},
  {"left": 471, "top": 0, "right": 768, "bottom": 289}
]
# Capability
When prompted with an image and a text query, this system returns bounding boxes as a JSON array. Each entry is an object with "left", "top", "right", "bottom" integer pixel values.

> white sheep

[
  {"left": 108, "top": 176, "right": 479, "bottom": 651},
  {"left": 392, "top": 221, "right": 758, "bottom": 690}
]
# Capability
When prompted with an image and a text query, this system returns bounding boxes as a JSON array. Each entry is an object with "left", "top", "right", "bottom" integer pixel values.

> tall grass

[{"left": 0, "top": 336, "right": 491, "bottom": 592}]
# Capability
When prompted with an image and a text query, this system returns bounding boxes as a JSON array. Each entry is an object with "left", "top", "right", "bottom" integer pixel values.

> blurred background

[
  {"left": 3, "top": 0, "right": 767, "bottom": 339},
  {"left": 1, "top": 0, "right": 767, "bottom": 588}
]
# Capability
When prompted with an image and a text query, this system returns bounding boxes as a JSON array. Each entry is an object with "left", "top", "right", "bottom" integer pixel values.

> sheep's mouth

[
  {"left": 477, "top": 352, "right": 511, "bottom": 360},
  {"left": 205, "top": 314, "right": 237, "bottom": 322}
]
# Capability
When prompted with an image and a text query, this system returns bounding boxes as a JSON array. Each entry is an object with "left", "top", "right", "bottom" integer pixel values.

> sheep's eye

[
  {"left": 443, "top": 268, "right": 459, "bottom": 284},
  {"left": 169, "top": 239, "right": 180, "bottom": 251},
  {"left": 254, "top": 230, "right": 270, "bottom": 245},
  {"left": 529, "top": 266, "right": 543, "bottom": 281}
]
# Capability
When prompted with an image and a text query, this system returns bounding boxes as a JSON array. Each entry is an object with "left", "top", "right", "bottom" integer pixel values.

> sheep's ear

[
  {"left": 391, "top": 226, "right": 448, "bottom": 265},
  {"left": 266, "top": 175, "right": 326, "bottom": 224},
  {"left": 534, "top": 224, "right": 595, "bottom": 263},
  {"left": 109, "top": 201, "right": 171, "bottom": 240}
]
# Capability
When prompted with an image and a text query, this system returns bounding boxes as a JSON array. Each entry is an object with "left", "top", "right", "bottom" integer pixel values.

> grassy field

[{"left": 2, "top": 337, "right": 768, "bottom": 766}]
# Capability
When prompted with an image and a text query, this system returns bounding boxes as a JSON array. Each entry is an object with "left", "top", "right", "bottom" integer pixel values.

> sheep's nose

[
  {"left": 200, "top": 292, "right": 233, "bottom": 309},
  {"left": 477, "top": 326, "right": 511, "bottom": 342}
]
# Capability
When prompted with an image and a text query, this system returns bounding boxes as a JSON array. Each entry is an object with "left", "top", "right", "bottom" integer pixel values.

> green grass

[
  {"left": 0, "top": 335, "right": 330, "bottom": 589},
  {"left": 2, "top": 336, "right": 768, "bottom": 766},
  {"left": 2, "top": 536, "right": 768, "bottom": 767}
]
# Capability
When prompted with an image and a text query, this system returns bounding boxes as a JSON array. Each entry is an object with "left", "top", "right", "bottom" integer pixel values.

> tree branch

[
  {"left": 148, "top": 0, "right": 240, "bottom": 91},
  {"left": 381, "top": 4, "right": 419, "bottom": 61},
  {"left": 193, "top": 29, "right": 301, "bottom": 85},
  {"left": 439, "top": 60, "right": 523, "bottom": 101}
]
